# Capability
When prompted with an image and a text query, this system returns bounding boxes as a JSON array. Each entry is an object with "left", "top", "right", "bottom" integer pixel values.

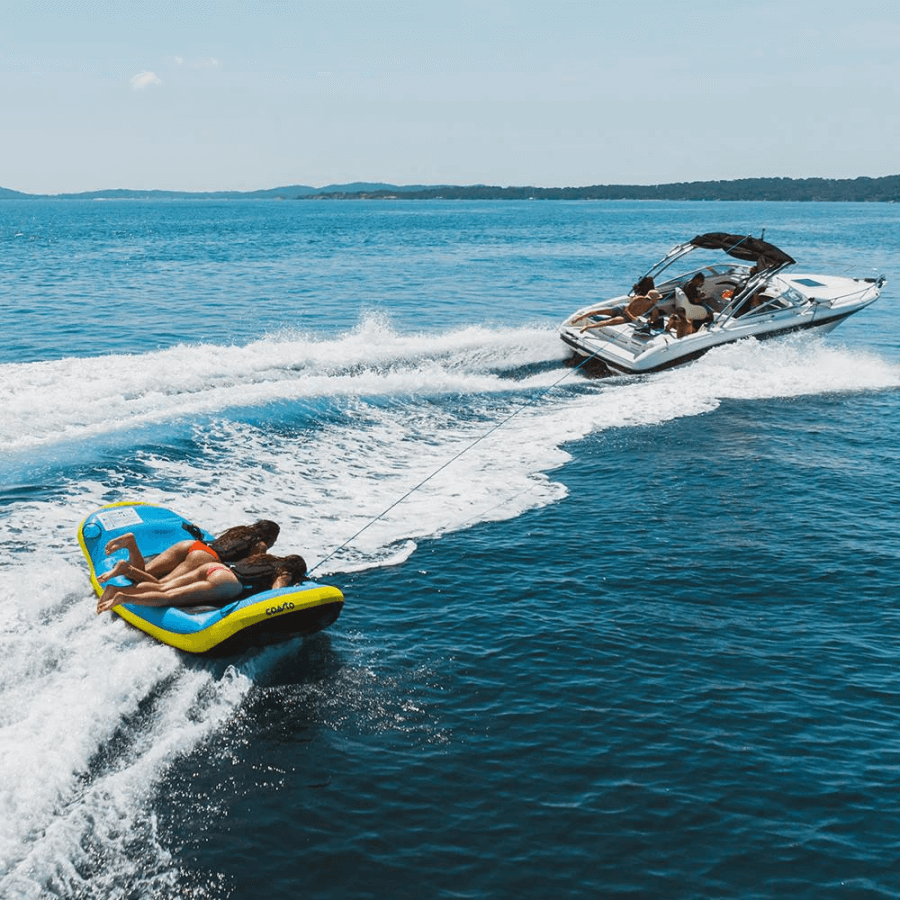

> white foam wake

[
  {"left": 1, "top": 322, "right": 897, "bottom": 896},
  {"left": 0, "top": 317, "right": 566, "bottom": 455}
]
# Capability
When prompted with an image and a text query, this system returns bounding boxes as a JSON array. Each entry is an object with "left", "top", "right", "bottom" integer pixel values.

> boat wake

[
  {"left": 0, "top": 317, "right": 897, "bottom": 897},
  {"left": 0, "top": 315, "right": 565, "bottom": 454}
]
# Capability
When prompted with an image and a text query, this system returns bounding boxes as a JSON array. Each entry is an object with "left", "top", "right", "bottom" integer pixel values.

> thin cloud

[
  {"left": 130, "top": 71, "right": 162, "bottom": 90},
  {"left": 173, "top": 56, "right": 219, "bottom": 69}
]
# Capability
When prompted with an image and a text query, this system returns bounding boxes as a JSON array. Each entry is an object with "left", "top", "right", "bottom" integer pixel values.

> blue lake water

[{"left": 1, "top": 198, "right": 898, "bottom": 898}]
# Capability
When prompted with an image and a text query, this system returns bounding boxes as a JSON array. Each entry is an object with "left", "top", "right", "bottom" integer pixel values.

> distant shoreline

[{"left": 2, "top": 175, "right": 899, "bottom": 202}]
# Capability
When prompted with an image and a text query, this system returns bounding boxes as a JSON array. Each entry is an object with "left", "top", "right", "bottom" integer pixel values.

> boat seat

[{"left": 675, "top": 287, "right": 711, "bottom": 322}]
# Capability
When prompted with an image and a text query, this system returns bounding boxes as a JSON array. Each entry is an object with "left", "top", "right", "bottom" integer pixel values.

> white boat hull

[{"left": 561, "top": 303, "right": 869, "bottom": 374}]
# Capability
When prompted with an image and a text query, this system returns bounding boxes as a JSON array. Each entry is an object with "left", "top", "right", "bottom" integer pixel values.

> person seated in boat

[
  {"left": 665, "top": 307, "right": 695, "bottom": 338},
  {"left": 682, "top": 272, "right": 706, "bottom": 302},
  {"left": 579, "top": 288, "right": 664, "bottom": 332},
  {"left": 738, "top": 258, "right": 773, "bottom": 298},
  {"left": 734, "top": 290, "right": 772, "bottom": 317},
  {"left": 748, "top": 256, "right": 772, "bottom": 278},
  {"left": 96, "top": 552, "right": 308, "bottom": 614},
  {"left": 574, "top": 277, "right": 663, "bottom": 328},
  {"left": 98, "top": 520, "right": 280, "bottom": 587},
  {"left": 684, "top": 272, "right": 718, "bottom": 318},
  {"left": 673, "top": 272, "right": 718, "bottom": 330}
]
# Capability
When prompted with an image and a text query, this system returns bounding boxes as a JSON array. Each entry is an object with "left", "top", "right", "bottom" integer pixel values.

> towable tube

[{"left": 79, "top": 502, "right": 344, "bottom": 655}]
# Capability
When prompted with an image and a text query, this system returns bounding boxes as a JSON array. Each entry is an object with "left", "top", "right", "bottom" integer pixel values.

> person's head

[
  {"left": 689, "top": 272, "right": 704, "bottom": 284},
  {"left": 210, "top": 520, "right": 280, "bottom": 561},
  {"left": 633, "top": 276, "right": 655, "bottom": 295},
  {"left": 231, "top": 553, "right": 307, "bottom": 591},
  {"left": 273, "top": 555, "right": 307, "bottom": 588}
]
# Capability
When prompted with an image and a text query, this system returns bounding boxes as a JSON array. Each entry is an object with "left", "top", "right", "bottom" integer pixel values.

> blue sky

[{"left": 2, "top": 0, "right": 898, "bottom": 193}]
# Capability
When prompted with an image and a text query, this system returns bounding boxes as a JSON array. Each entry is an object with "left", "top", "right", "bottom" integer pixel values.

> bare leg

[
  {"left": 105, "top": 536, "right": 198, "bottom": 580},
  {"left": 144, "top": 540, "right": 199, "bottom": 579},
  {"left": 98, "top": 559, "right": 129, "bottom": 584},
  {"left": 97, "top": 568, "right": 241, "bottom": 614},
  {"left": 97, "top": 583, "right": 174, "bottom": 614},
  {"left": 98, "top": 579, "right": 178, "bottom": 614},
  {"left": 104, "top": 533, "right": 146, "bottom": 570},
  {"left": 573, "top": 306, "right": 620, "bottom": 325},
  {"left": 100, "top": 540, "right": 213, "bottom": 586},
  {"left": 98, "top": 584, "right": 123, "bottom": 614},
  {"left": 98, "top": 560, "right": 160, "bottom": 585},
  {"left": 582, "top": 315, "right": 626, "bottom": 332}
]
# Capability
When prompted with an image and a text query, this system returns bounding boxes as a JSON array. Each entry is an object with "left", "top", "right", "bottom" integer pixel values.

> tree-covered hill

[
  {"left": 2, "top": 176, "right": 899, "bottom": 202},
  {"left": 304, "top": 176, "right": 900, "bottom": 202}
]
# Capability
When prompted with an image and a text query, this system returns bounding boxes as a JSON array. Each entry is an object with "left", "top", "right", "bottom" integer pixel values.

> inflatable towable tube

[{"left": 79, "top": 502, "right": 344, "bottom": 655}]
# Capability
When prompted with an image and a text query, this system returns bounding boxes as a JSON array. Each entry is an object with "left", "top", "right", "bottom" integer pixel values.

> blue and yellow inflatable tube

[{"left": 79, "top": 502, "right": 344, "bottom": 655}]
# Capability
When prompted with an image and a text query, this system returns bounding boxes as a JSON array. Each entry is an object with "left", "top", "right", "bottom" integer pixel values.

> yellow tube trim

[{"left": 111, "top": 585, "right": 345, "bottom": 654}]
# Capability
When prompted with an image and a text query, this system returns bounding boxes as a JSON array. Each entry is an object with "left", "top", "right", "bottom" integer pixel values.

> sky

[{"left": 1, "top": 0, "right": 898, "bottom": 194}]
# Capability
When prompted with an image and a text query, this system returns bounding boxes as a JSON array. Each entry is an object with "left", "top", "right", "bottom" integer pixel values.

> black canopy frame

[
  {"left": 638, "top": 232, "right": 799, "bottom": 324},
  {"left": 689, "top": 232, "right": 796, "bottom": 269}
]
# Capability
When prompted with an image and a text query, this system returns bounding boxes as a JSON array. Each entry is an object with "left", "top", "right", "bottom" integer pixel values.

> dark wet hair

[
  {"left": 209, "top": 520, "right": 280, "bottom": 562},
  {"left": 231, "top": 553, "right": 307, "bottom": 590},
  {"left": 633, "top": 276, "right": 655, "bottom": 295}
]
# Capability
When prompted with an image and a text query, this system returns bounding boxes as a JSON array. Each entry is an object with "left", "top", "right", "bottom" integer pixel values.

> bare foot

[
  {"left": 98, "top": 559, "right": 132, "bottom": 583},
  {"left": 105, "top": 533, "right": 139, "bottom": 556},
  {"left": 97, "top": 585, "right": 121, "bottom": 614}
]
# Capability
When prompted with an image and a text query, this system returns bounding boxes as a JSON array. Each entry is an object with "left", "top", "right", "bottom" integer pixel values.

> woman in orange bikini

[{"left": 96, "top": 552, "right": 308, "bottom": 614}]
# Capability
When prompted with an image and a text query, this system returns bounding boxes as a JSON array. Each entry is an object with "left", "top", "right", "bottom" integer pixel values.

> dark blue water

[{"left": 1, "top": 200, "right": 898, "bottom": 898}]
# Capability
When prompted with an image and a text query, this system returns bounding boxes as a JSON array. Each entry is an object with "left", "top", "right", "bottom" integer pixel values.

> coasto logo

[{"left": 265, "top": 601, "right": 295, "bottom": 616}]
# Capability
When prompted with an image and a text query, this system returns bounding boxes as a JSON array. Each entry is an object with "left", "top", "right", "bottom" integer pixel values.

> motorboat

[{"left": 559, "top": 232, "right": 885, "bottom": 374}]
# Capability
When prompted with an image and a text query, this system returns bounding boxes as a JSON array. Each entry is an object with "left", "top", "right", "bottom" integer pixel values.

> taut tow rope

[{"left": 307, "top": 348, "right": 603, "bottom": 576}]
